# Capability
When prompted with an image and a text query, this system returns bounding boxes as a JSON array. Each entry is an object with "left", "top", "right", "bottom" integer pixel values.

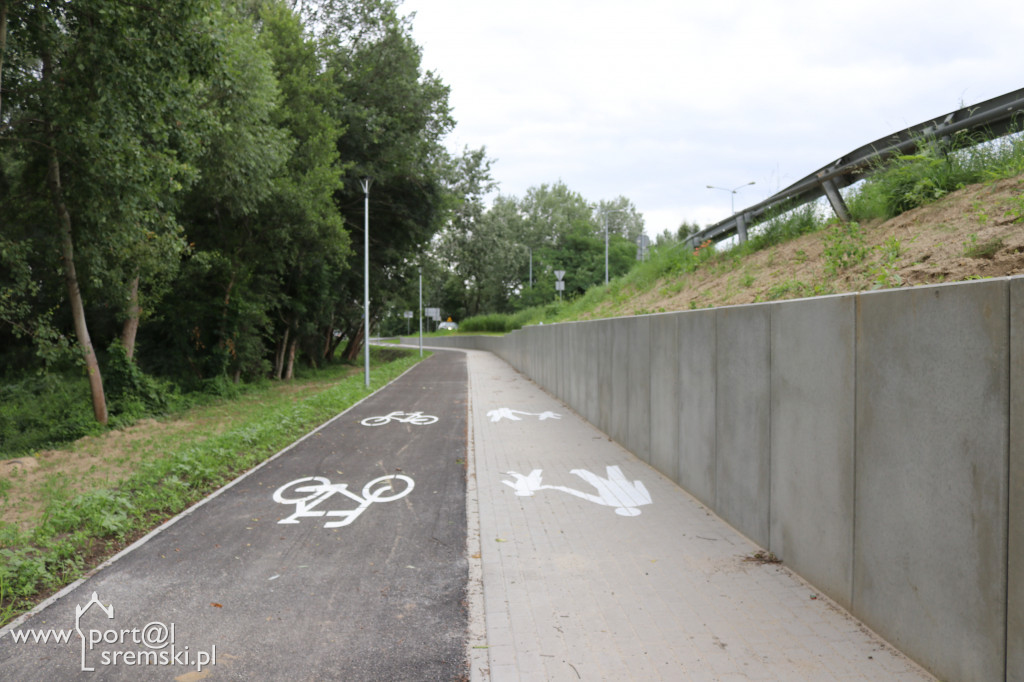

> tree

[
  {"left": 432, "top": 147, "right": 519, "bottom": 318},
  {"left": 513, "top": 182, "right": 638, "bottom": 307},
  {"left": 316, "top": 0, "right": 454, "bottom": 360},
  {"left": 0, "top": 0, "right": 219, "bottom": 422},
  {"left": 254, "top": 0, "right": 351, "bottom": 379},
  {"left": 163, "top": 3, "right": 295, "bottom": 382},
  {"left": 596, "top": 196, "right": 645, "bottom": 243}
]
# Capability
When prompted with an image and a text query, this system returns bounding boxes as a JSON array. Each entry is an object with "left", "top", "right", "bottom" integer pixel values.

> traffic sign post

[{"left": 425, "top": 307, "right": 441, "bottom": 332}]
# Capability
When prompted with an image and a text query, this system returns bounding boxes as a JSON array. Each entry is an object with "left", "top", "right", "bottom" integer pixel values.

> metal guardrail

[{"left": 686, "top": 86, "right": 1024, "bottom": 249}]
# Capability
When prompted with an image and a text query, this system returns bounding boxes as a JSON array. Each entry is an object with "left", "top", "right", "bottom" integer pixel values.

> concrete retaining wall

[{"left": 411, "top": 274, "right": 1023, "bottom": 682}]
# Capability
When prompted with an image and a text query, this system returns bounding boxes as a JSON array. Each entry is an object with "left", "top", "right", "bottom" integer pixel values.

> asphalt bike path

[{"left": 0, "top": 351, "right": 469, "bottom": 681}]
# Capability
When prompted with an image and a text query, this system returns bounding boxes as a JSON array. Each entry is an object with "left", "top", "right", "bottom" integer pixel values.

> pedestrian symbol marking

[
  {"left": 486, "top": 408, "right": 561, "bottom": 422},
  {"left": 273, "top": 475, "right": 414, "bottom": 528},
  {"left": 502, "top": 465, "right": 651, "bottom": 516}
]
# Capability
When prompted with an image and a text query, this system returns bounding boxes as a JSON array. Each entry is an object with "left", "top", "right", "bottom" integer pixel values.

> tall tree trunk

[
  {"left": 322, "top": 312, "right": 335, "bottom": 361},
  {"left": 121, "top": 273, "right": 141, "bottom": 360},
  {"left": 274, "top": 326, "right": 289, "bottom": 379},
  {"left": 44, "top": 114, "right": 108, "bottom": 425},
  {"left": 342, "top": 322, "right": 363, "bottom": 362},
  {"left": 283, "top": 336, "right": 297, "bottom": 381},
  {"left": 325, "top": 323, "right": 344, "bottom": 363},
  {"left": 0, "top": 1, "right": 8, "bottom": 119}
]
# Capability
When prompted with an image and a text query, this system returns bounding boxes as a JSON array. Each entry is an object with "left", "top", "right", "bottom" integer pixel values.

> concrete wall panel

[
  {"left": 581, "top": 321, "right": 600, "bottom": 426},
  {"left": 610, "top": 320, "right": 630, "bottom": 446},
  {"left": 649, "top": 314, "right": 681, "bottom": 481},
  {"left": 715, "top": 304, "right": 771, "bottom": 547},
  {"left": 1008, "top": 275, "right": 1024, "bottom": 682},
  {"left": 676, "top": 309, "right": 717, "bottom": 506},
  {"left": 627, "top": 316, "right": 652, "bottom": 463},
  {"left": 854, "top": 281, "right": 1009, "bottom": 682},
  {"left": 596, "top": 319, "right": 614, "bottom": 436},
  {"left": 769, "top": 294, "right": 856, "bottom": 610}
]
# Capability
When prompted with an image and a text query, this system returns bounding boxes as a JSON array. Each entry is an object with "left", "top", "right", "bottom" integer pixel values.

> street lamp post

[
  {"left": 706, "top": 181, "right": 755, "bottom": 214},
  {"left": 600, "top": 208, "right": 628, "bottom": 285},
  {"left": 360, "top": 177, "right": 372, "bottom": 388},
  {"left": 418, "top": 266, "right": 423, "bottom": 358}
]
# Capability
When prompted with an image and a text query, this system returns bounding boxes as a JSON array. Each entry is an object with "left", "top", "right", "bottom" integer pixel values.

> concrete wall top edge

[
  {"left": 857, "top": 274, "right": 1015, "bottom": 299},
  {"left": 431, "top": 274, "right": 1023, "bottom": 347}
]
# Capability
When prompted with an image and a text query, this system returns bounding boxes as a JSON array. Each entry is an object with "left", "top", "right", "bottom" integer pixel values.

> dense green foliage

[
  {"left": 847, "top": 131, "right": 1024, "bottom": 221},
  {"left": 0, "top": 0, "right": 653, "bottom": 454},
  {"left": 0, "top": 0, "right": 457, "bottom": 442},
  {"left": 378, "top": 178, "right": 647, "bottom": 335}
]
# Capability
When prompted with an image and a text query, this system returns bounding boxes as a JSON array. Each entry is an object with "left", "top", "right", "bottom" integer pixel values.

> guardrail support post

[
  {"left": 736, "top": 213, "right": 748, "bottom": 243},
  {"left": 821, "top": 178, "right": 851, "bottom": 223}
]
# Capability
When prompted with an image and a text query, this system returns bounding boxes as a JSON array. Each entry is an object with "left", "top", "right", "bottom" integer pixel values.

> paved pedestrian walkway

[{"left": 461, "top": 349, "right": 934, "bottom": 682}]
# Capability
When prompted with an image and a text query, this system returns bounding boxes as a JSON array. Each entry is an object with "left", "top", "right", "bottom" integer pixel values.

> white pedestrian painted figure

[
  {"left": 502, "top": 465, "right": 651, "bottom": 516},
  {"left": 487, "top": 408, "right": 561, "bottom": 422}
]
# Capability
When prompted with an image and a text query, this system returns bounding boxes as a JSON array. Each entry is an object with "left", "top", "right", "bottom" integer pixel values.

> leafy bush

[
  {"left": 0, "top": 373, "right": 103, "bottom": 457},
  {"left": 822, "top": 221, "right": 870, "bottom": 275},
  {"left": 103, "top": 341, "right": 176, "bottom": 417},
  {"left": 460, "top": 307, "right": 554, "bottom": 333},
  {"left": 848, "top": 130, "right": 1024, "bottom": 222},
  {"left": 46, "top": 489, "right": 135, "bottom": 539},
  {"left": 460, "top": 313, "right": 516, "bottom": 333},
  {"left": 744, "top": 203, "right": 826, "bottom": 252}
]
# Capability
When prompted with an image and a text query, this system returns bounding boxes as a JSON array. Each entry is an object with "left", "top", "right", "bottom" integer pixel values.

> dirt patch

[{"left": 0, "top": 418, "right": 194, "bottom": 531}]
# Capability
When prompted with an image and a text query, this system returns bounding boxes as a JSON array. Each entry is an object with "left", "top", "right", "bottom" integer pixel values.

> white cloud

[{"left": 401, "top": 0, "right": 1024, "bottom": 238}]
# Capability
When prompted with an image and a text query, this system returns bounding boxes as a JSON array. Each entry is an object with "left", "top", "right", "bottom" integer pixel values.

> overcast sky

[{"left": 399, "top": 0, "right": 1024, "bottom": 238}]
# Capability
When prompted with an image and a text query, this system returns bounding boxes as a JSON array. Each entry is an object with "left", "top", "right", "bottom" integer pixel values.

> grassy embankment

[{"left": 459, "top": 135, "right": 1024, "bottom": 332}]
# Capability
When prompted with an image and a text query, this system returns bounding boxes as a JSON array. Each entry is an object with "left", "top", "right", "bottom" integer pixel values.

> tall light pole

[
  {"left": 360, "top": 177, "right": 372, "bottom": 388},
  {"left": 706, "top": 181, "right": 755, "bottom": 214},
  {"left": 600, "top": 207, "right": 628, "bottom": 285},
  {"left": 418, "top": 266, "right": 423, "bottom": 358}
]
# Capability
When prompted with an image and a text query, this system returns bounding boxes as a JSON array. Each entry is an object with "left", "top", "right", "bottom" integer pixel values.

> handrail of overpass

[{"left": 686, "top": 86, "right": 1024, "bottom": 249}]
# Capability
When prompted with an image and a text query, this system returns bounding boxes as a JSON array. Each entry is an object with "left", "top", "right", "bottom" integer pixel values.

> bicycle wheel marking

[
  {"left": 360, "top": 411, "right": 439, "bottom": 426},
  {"left": 272, "top": 475, "right": 415, "bottom": 528}
]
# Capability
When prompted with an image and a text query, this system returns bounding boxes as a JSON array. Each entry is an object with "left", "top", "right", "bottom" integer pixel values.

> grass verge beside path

[{"left": 0, "top": 348, "right": 427, "bottom": 627}]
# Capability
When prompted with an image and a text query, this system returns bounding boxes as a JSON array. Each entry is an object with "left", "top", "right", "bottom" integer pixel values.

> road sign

[
  {"left": 425, "top": 307, "right": 441, "bottom": 321},
  {"left": 554, "top": 270, "right": 566, "bottom": 281},
  {"left": 403, "top": 311, "right": 414, "bottom": 319},
  {"left": 555, "top": 281, "right": 565, "bottom": 291}
]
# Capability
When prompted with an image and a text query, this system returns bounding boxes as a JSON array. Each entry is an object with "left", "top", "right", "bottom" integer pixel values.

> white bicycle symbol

[
  {"left": 360, "top": 411, "right": 439, "bottom": 426},
  {"left": 273, "top": 475, "right": 415, "bottom": 528}
]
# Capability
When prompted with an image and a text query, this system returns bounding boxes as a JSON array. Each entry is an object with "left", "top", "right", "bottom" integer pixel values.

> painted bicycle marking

[
  {"left": 273, "top": 475, "right": 414, "bottom": 528},
  {"left": 360, "top": 411, "right": 439, "bottom": 426},
  {"left": 486, "top": 408, "right": 562, "bottom": 422},
  {"left": 502, "top": 465, "right": 651, "bottom": 517}
]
